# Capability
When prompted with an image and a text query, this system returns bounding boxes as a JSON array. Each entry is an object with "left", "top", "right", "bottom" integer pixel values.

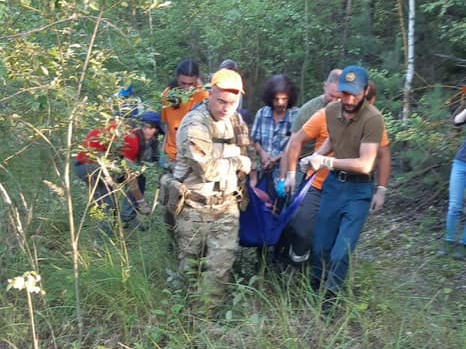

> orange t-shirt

[
  {"left": 161, "top": 86, "right": 209, "bottom": 161},
  {"left": 302, "top": 108, "right": 389, "bottom": 190}
]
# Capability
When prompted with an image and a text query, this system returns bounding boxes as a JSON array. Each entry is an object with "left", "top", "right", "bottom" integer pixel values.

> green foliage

[
  {"left": 387, "top": 86, "right": 457, "bottom": 208},
  {"left": 1, "top": 0, "right": 466, "bottom": 348},
  {"left": 421, "top": 0, "right": 466, "bottom": 48}
]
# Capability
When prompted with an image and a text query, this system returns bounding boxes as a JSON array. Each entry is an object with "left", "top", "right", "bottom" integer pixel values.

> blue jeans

[
  {"left": 120, "top": 175, "right": 146, "bottom": 222},
  {"left": 74, "top": 162, "right": 116, "bottom": 237},
  {"left": 311, "top": 172, "right": 373, "bottom": 292},
  {"left": 445, "top": 159, "right": 466, "bottom": 245}
]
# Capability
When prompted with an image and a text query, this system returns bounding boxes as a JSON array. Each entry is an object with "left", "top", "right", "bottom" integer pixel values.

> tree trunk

[
  {"left": 300, "top": 0, "right": 310, "bottom": 106},
  {"left": 402, "top": 0, "right": 415, "bottom": 121},
  {"left": 396, "top": 0, "right": 408, "bottom": 67},
  {"left": 341, "top": 0, "right": 352, "bottom": 59}
]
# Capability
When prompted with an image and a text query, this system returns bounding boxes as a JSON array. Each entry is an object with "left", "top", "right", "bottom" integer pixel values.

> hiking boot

[
  {"left": 436, "top": 240, "right": 456, "bottom": 256},
  {"left": 452, "top": 244, "right": 466, "bottom": 260},
  {"left": 288, "top": 244, "right": 310, "bottom": 263}
]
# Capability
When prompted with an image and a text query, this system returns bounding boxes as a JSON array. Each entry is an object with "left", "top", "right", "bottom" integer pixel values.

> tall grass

[{"left": 1, "top": 130, "right": 465, "bottom": 348}]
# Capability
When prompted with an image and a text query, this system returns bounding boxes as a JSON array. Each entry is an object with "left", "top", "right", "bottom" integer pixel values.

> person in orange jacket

[{"left": 160, "top": 59, "right": 208, "bottom": 170}]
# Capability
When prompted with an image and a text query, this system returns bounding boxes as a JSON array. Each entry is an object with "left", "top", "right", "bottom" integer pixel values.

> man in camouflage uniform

[{"left": 171, "top": 69, "right": 251, "bottom": 310}]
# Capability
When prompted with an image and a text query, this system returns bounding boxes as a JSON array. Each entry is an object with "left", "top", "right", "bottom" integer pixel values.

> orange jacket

[{"left": 161, "top": 86, "right": 209, "bottom": 161}]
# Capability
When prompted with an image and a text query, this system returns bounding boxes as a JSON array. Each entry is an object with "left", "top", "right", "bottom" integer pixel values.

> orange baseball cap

[{"left": 211, "top": 68, "right": 245, "bottom": 94}]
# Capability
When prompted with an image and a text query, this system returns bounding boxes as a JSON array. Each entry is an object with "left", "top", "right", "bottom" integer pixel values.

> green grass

[
  {"left": 2, "top": 208, "right": 465, "bottom": 348},
  {"left": 1, "top": 134, "right": 465, "bottom": 349}
]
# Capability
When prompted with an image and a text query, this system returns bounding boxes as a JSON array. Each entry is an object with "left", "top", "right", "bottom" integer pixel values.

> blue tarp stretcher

[{"left": 239, "top": 174, "right": 315, "bottom": 247}]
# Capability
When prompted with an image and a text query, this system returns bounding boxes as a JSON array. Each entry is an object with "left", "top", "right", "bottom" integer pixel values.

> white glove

[
  {"left": 285, "top": 171, "right": 296, "bottom": 194},
  {"left": 370, "top": 186, "right": 387, "bottom": 213},
  {"left": 299, "top": 156, "right": 313, "bottom": 173},
  {"left": 309, "top": 154, "right": 334, "bottom": 171},
  {"left": 136, "top": 199, "right": 151, "bottom": 215},
  {"left": 238, "top": 155, "right": 251, "bottom": 174}
]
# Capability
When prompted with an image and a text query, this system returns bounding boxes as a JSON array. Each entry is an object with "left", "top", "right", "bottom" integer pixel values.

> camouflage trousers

[{"left": 175, "top": 199, "right": 239, "bottom": 308}]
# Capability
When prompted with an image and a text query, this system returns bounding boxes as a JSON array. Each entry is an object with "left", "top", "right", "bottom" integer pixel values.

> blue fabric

[
  {"left": 118, "top": 84, "right": 133, "bottom": 97},
  {"left": 311, "top": 172, "right": 373, "bottom": 291},
  {"left": 455, "top": 139, "right": 466, "bottom": 163},
  {"left": 250, "top": 106, "right": 298, "bottom": 158},
  {"left": 74, "top": 162, "right": 115, "bottom": 237},
  {"left": 250, "top": 105, "right": 298, "bottom": 182},
  {"left": 275, "top": 179, "right": 286, "bottom": 198},
  {"left": 74, "top": 163, "right": 115, "bottom": 211},
  {"left": 445, "top": 159, "right": 466, "bottom": 245},
  {"left": 140, "top": 111, "right": 164, "bottom": 135},
  {"left": 239, "top": 173, "right": 315, "bottom": 247},
  {"left": 338, "top": 65, "right": 369, "bottom": 95}
]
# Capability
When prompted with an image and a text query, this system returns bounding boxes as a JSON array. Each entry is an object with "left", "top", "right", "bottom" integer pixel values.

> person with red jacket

[{"left": 75, "top": 114, "right": 162, "bottom": 236}]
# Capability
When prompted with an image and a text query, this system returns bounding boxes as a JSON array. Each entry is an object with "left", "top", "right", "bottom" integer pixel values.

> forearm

[
  {"left": 331, "top": 143, "right": 379, "bottom": 174},
  {"left": 332, "top": 158, "right": 376, "bottom": 175},
  {"left": 253, "top": 142, "right": 266, "bottom": 159},
  {"left": 285, "top": 134, "right": 303, "bottom": 173},
  {"left": 315, "top": 137, "right": 332, "bottom": 156},
  {"left": 376, "top": 146, "right": 391, "bottom": 187},
  {"left": 279, "top": 144, "right": 289, "bottom": 178}
]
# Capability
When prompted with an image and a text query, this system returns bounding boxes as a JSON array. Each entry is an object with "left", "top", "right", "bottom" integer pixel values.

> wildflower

[{"left": 7, "top": 271, "right": 45, "bottom": 295}]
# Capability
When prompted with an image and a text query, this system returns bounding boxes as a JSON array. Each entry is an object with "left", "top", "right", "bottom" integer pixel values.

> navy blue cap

[
  {"left": 140, "top": 111, "right": 164, "bottom": 134},
  {"left": 338, "top": 65, "right": 369, "bottom": 95}
]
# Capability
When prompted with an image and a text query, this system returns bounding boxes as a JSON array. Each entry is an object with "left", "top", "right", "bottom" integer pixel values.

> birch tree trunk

[{"left": 402, "top": 0, "right": 415, "bottom": 121}]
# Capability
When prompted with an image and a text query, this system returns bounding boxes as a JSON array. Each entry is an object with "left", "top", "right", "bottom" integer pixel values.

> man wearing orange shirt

[
  {"left": 282, "top": 79, "right": 390, "bottom": 264},
  {"left": 161, "top": 59, "right": 209, "bottom": 170}
]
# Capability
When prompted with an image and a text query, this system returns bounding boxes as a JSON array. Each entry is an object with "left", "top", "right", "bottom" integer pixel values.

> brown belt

[{"left": 185, "top": 191, "right": 239, "bottom": 205}]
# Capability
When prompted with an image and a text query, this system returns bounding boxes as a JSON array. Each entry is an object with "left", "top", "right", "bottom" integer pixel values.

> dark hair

[
  {"left": 175, "top": 59, "right": 199, "bottom": 77},
  {"left": 219, "top": 59, "right": 239, "bottom": 72},
  {"left": 366, "top": 80, "right": 376, "bottom": 101},
  {"left": 261, "top": 74, "right": 298, "bottom": 108}
]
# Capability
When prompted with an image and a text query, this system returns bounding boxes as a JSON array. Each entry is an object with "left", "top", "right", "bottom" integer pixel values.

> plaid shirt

[{"left": 251, "top": 106, "right": 299, "bottom": 157}]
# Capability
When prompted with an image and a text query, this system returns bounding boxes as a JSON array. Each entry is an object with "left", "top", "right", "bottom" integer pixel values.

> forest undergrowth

[{"left": 1, "top": 157, "right": 464, "bottom": 349}]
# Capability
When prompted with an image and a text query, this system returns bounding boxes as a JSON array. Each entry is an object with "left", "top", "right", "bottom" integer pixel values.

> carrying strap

[{"left": 174, "top": 167, "right": 193, "bottom": 183}]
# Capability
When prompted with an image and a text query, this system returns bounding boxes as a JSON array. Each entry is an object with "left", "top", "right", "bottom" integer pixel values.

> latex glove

[
  {"left": 238, "top": 155, "right": 252, "bottom": 174},
  {"left": 299, "top": 155, "right": 313, "bottom": 173},
  {"left": 275, "top": 179, "right": 286, "bottom": 198},
  {"left": 309, "top": 154, "right": 334, "bottom": 171},
  {"left": 136, "top": 199, "right": 151, "bottom": 215},
  {"left": 284, "top": 171, "right": 296, "bottom": 195},
  {"left": 370, "top": 186, "right": 387, "bottom": 213}
]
